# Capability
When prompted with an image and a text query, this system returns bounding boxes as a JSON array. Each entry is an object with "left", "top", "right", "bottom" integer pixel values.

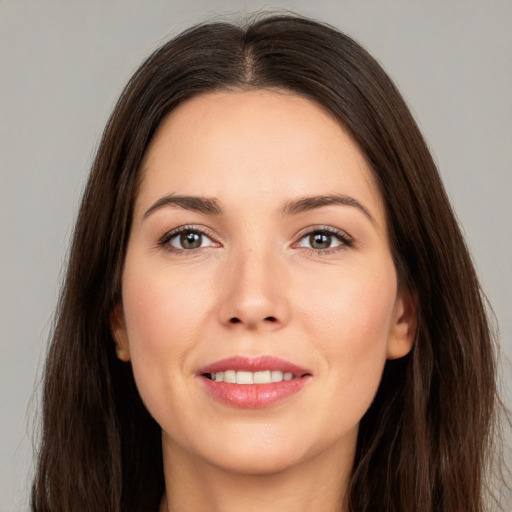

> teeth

[
  {"left": 210, "top": 370, "right": 298, "bottom": 384},
  {"left": 236, "top": 371, "right": 253, "bottom": 384},
  {"left": 224, "top": 370, "right": 236, "bottom": 383},
  {"left": 271, "top": 370, "right": 283, "bottom": 382},
  {"left": 254, "top": 370, "right": 271, "bottom": 384}
]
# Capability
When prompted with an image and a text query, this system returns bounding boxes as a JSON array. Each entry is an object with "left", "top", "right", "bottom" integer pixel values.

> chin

[
  {"left": 187, "top": 422, "right": 343, "bottom": 477},
  {"left": 205, "top": 445, "right": 304, "bottom": 476},
  {"left": 169, "top": 423, "right": 308, "bottom": 476}
]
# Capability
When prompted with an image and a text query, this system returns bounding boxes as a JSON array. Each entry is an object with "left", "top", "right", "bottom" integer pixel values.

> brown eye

[
  {"left": 180, "top": 232, "right": 202, "bottom": 249},
  {"left": 309, "top": 233, "right": 332, "bottom": 249},
  {"left": 296, "top": 228, "right": 352, "bottom": 252},
  {"left": 167, "top": 229, "right": 215, "bottom": 250}
]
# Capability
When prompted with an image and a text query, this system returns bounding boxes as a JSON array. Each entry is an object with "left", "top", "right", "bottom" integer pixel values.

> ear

[
  {"left": 110, "top": 303, "right": 131, "bottom": 362},
  {"left": 387, "top": 286, "right": 417, "bottom": 360}
]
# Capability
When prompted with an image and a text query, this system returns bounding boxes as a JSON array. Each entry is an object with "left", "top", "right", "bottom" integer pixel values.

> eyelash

[
  {"left": 294, "top": 226, "right": 355, "bottom": 255},
  {"left": 157, "top": 224, "right": 217, "bottom": 255},
  {"left": 157, "top": 224, "right": 354, "bottom": 256}
]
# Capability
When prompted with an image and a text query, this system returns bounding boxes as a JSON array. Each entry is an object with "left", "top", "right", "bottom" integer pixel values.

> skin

[{"left": 112, "top": 89, "right": 416, "bottom": 512}]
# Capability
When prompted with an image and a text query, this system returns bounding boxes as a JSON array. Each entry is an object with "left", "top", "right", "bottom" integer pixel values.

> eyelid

[
  {"left": 157, "top": 224, "right": 221, "bottom": 253},
  {"left": 292, "top": 225, "right": 355, "bottom": 252}
]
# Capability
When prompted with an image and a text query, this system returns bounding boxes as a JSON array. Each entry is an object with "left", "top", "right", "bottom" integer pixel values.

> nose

[{"left": 217, "top": 247, "right": 290, "bottom": 331}]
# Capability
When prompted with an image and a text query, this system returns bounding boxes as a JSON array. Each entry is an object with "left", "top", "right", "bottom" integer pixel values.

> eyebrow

[
  {"left": 143, "top": 193, "right": 374, "bottom": 223},
  {"left": 281, "top": 194, "right": 375, "bottom": 223},
  {"left": 144, "top": 194, "right": 222, "bottom": 218}
]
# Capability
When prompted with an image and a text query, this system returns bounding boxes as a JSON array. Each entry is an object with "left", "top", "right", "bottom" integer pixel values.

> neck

[{"left": 160, "top": 433, "right": 355, "bottom": 512}]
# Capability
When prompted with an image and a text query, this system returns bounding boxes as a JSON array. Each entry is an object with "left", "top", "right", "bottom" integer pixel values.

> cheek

[
  {"left": 300, "top": 263, "right": 396, "bottom": 342},
  {"left": 298, "top": 265, "right": 396, "bottom": 399},
  {"left": 122, "top": 264, "right": 211, "bottom": 353},
  {"left": 120, "top": 264, "right": 214, "bottom": 416}
]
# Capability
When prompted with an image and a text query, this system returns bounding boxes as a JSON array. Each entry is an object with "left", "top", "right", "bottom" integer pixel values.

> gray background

[{"left": 1, "top": 1, "right": 510, "bottom": 511}]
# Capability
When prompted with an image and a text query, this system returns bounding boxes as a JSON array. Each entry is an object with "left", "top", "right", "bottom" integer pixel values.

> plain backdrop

[{"left": 1, "top": 1, "right": 511, "bottom": 510}]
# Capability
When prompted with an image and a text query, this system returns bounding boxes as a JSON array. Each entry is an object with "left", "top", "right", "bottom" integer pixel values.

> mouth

[{"left": 198, "top": 356, "right": 312, "bottom": 408}]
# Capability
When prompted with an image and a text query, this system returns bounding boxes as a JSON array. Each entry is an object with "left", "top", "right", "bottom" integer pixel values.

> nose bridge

[{"left": 218, "top": 237, "right": 289, "bottom": 329}]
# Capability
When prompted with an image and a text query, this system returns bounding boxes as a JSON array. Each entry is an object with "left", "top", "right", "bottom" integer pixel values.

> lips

[{"left": 197, "top": 356, "right": 312, "bottom": 408}]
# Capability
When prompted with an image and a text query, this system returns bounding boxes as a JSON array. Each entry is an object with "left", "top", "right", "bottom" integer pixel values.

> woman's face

[{"left": 113, "top": 90, "right": 415, "bottom": 475}]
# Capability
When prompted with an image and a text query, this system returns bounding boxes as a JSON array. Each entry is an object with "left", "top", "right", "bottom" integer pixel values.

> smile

[{"left": 198, "top": 356, "right": 311, "bottom": 408}]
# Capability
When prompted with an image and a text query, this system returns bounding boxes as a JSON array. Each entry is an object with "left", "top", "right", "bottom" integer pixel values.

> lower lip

[{"left": 200, "top": 376, "right": 311, "bottom": 408}]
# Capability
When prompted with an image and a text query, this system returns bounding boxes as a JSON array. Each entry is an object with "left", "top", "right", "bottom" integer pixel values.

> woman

[{"left": 31, "top": 13, "right": 505, "bottom": 512}]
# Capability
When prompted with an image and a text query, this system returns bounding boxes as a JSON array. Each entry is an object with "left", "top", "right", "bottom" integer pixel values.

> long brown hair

[{"left": 32, "top": 13, "right": 506, "bottom": 512}]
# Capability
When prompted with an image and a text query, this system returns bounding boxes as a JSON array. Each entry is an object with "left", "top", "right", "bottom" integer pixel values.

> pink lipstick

[{"left": 197, "top": 356, "right": 312, "bottom": 408}]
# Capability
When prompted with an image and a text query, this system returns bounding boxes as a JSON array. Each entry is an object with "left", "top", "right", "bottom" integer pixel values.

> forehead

[{"left": 137, "top": 89, "right": 383, "bottom": 218}]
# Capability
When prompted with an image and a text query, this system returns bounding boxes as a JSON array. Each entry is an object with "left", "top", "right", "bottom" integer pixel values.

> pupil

[
  {"left": 310, "top": 233, "right": 331, "bottom": 249},
  {"left": 181, "top": 232, "right": 201, "bottom": 249}
]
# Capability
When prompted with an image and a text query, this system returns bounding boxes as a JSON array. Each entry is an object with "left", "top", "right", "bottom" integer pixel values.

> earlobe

[
  {"left": 387, "top": 287, "right": 418, "bottom": 360},
  {"left": 110, "top": 304, "right": 131, "bottom": 362}
]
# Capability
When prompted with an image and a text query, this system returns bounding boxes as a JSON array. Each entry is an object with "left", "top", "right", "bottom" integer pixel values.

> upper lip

[{"left": 197, "top": 355, "right": 311, "bottom": 376}]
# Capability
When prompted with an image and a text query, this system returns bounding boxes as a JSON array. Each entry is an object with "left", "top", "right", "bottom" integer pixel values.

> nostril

[{"left": 228, "top": 316, "right": 276, "bottom": 324}]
